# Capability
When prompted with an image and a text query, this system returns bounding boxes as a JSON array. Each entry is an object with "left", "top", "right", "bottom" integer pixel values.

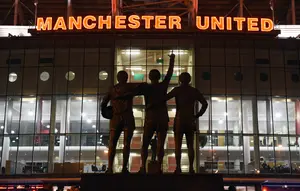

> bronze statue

[
  {"left": 167, "top": 72, "right": 207, "bottom": 173},
  {"left": 101, "top": 71, "right": 142, "bottom": 174},
  {"left": 116, "top": 54, "right": 175, "bottom": 173},
  {"left": 148, "top": 72, "right": 208, "bottom": 174},
  {"left": 150, "top": 134, "right": 157, "bottom": 161}
]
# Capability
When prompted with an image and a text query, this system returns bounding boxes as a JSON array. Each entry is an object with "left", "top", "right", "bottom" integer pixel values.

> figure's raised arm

[
  {"left": 195, "top": 90, "right": 208, "bottom": 118},
  {"left": 162, "top": 53, "right": 175, "bottom": 85}
]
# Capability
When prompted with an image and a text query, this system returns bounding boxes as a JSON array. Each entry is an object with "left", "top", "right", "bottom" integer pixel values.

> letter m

[{"left": 36, "top": 17, "right": 52, "bottom": 31}]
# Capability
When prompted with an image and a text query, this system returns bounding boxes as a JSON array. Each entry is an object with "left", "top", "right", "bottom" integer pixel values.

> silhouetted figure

[
  {"left": 1, "top": 167, "right": 5, "bottom": 175},
  {"left": 101, "top": 165, "right": 107, "bottom": 172},
  {"left": 228, "top": 186, "right": 237, "bottom": 191},
  {"left": 150, "top": 135, "right": 158, "bottom": 161},
  {"left": 116, "top": 54, "right": 175, "bottom": 173},
  {"left": 101, "top": 71, "right": 142, "bottom": 174},
  {"left": 149, "top": 72, "right": 207, "bottom": 174}
]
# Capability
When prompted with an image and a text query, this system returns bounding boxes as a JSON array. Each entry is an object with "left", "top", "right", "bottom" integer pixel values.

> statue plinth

[
  {"left": 81, "top": 173, "right": 224, "bottom": 191},
  {"left": 147, "top": 160, "right": 160, "bottom": 174}
]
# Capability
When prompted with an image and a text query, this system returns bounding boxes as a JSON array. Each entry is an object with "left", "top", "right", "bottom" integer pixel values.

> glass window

[{"left": 272, "top": 98, "right": 288, "bottom": 135}]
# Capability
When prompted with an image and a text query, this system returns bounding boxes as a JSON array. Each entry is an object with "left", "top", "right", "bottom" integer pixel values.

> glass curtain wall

[
  {"left": 0, "top": 39, "right": 112, "bottom": 175},
  {"left": 0, "top": 38, "right": 299, "bottom": 175},
  {"left": 197, "top": 39, "right": 300, "bottom": 175}
]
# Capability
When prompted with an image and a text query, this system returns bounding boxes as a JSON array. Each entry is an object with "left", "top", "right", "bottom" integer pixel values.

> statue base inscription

[{"left": 81, "top": 173, "right": 224, "bottom": 191}]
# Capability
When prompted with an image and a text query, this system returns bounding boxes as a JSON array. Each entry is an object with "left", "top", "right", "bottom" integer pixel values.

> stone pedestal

[
  {"left": 147, "top": 160, "right": 160, "bottom": 174},
  {"left": 81, "top": 174, "right": 224, "bottom": 191}
]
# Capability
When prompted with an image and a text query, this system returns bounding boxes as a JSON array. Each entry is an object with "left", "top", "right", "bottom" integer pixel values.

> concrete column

[
  {"left": 233, "top": 124, "right": 239, "bottom": 146},
  {"left": 243, "top": 101, "right": 251, "bottom": 173},
  {"left": 252, "top": 98, "right": 260, "bottom": 170},
  {"left": 36, "top": 97, "right": 43, "bottom": 134},
  {"left": 48, "top": 96, "right": 56, "bottom": 173},
  {"left": 234, "top": 159, "right": 240, "bottom": 171},
  {"left": 59, "top": 98, "right": 70, "bottom": 163},
  {"left": 1, "top": 99, "right": 13, "bottom": 169},
  {"left": 266, "top": 100, "right": 272, "bottom": 136}
]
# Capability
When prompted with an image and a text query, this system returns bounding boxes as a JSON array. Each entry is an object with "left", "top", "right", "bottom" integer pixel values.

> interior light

[
  {"left": 28, "top": 111, "right": 34, "bottom": 116},
  {"left": 92, "top": 125, "right": 96, "bottom": 128},
  {"left": 275, "top": 112, "right": 282, "bottom": 118},
  {"left": 121, "top": 49, "right": 140, "bottom": 55},
  {"left": 16, "top": 137, "right": 18, "bottom": 140},
  {"left": 11, "top": 130, "right": 15, "bottom": 134},
  {"left": 131, "top": 71, "right": 135, "bottom": 76},
  {"left": 87, "top": 119, "right": 92, "bottom": 124},
  {"left": 172, "top": 109, "right": 176, "bottom": 113},
  {"left": 55, "top": 129, "right": 58, "bottom": 133},
  {"left": 218, "top": 120, "right": 224, "bottom": 124},
  {"left": 104, "top": 150, "right": 108, "bottom": 154},
  {"left": 81, "top": 112, "right": 86, "bottom": 117},
  {"left": 100, "top": 135, "right": 103, "bottom": 137},
  {"left": 224, "top": 112, "right": 228, "bottom": 116},
  {"left": 170, "top": 50, "right": 188, "bottom": 55},
  {"left": 97, "top": 130, "right": 99, "bottom": 133},
  {"left": 125, "top": 67, "right": 143, "bottom": 71},
  {"left": 0, "top": 126, "right": 4, "bottom": 129},
  {"left": 12, "top": 140, "right": 15, "bottom": 143},
  {"left": 278, "top": 144, "right": 283, "bottom": 148},
  {"left": 23, "top": 98, "right": 36, "bottom": 102},
  {"left": 46, "top": 125, "right": 50, "bottom": 128},
  {"left": 227, "top": 97, "right": 233, "bottom": 101}
]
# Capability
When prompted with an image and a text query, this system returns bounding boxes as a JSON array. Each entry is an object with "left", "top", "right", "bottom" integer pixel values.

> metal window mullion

[
  {"left": 47, "top": 40, "right": 56, "bottom": 173},
  {"left": 194, "top": 41, "right": 200, "bottom": 173},
  {"left": 224, "top": 41, "right": 230, "bottom": 175},
  {"left": 95, "top": 39, "right": 101, "bottom": 167},
  {"left": 62, "top": 40, "right": 72, "bottom": 174},
  {"left": 30, "top": 43, "right": 42, "bottom": 173},
  {"left": 283, "top": 47, "right": 293, "bottom": 174},
  {"left": 253, "top": 40, "right": 260, "bottom": 171},
  {"left": 268, "top": 47, "right": 277, "bottom": 173},
  {"left": 78, "top": 38, "right": 86, "bottom": 172},
  {"left": 238, "top": 39, "right": 246, "bottom": 174},
  {"left": 208, "top": 39, "right": 214, "bottom": 174},
  {"left": 14, "top": 46, "right": 26, "bottom": 175}
]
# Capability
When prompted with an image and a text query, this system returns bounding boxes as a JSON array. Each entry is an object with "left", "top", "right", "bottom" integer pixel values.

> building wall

[{"left": 0, "top": 35, "right": 299, "bottom": 175}]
